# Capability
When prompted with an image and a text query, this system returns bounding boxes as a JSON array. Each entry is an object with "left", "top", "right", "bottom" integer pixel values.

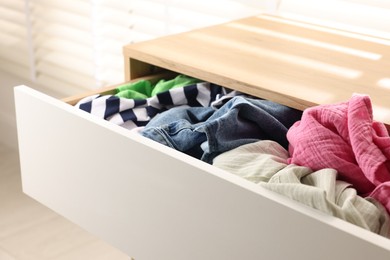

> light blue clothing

[{"left": 141, "top": 96, "right": 302, "bottom": 163}]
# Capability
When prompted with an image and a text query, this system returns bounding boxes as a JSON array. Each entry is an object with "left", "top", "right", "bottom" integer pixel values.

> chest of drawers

[{"left": 15, "top": 14, "right": 390, "bottom": 260}]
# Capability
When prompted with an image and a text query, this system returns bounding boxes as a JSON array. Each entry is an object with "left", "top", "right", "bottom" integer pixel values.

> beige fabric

[{"left": 213, "top": 140, "right": 390, "bottom": 237}]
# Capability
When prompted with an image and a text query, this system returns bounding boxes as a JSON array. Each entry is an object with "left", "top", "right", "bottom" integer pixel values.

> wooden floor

[{"left": 0, "top": 143, "right": 130, "bottom": 260}]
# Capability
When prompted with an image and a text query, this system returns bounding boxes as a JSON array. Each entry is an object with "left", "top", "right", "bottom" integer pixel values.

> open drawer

[{"left": 15, "top": 14, "right": 390, "bottom": 260}]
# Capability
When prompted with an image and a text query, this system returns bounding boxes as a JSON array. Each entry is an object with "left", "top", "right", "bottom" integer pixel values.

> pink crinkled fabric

[{"left": 287, "top": 94, "right": 390, "bottom": 213}]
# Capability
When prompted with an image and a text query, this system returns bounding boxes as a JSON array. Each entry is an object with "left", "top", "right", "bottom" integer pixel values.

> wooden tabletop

[{"left": 124, "top": 14, "right": 390, "bottom": 124}]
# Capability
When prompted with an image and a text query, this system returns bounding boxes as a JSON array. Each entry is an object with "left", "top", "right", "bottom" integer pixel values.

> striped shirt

[{"left": 75, "top": 82, "right": 237, "bottom": 129}]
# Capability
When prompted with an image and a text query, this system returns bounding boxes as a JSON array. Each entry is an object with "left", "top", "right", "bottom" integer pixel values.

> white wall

[{"left": 279, "top": 0, "right": 390, "bottom": 38}]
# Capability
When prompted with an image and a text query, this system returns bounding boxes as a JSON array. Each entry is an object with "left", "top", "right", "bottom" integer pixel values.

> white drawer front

[{"left": 14, "top": 86, "right": 390, "bottom": 260}]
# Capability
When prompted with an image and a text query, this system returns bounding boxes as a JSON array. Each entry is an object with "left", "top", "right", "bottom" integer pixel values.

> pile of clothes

[{"left": 76, "top": 75, "right": 390, "bottom": 238}]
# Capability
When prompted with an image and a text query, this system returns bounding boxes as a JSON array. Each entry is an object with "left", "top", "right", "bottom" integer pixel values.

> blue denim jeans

[{"left": 141, "top": 96, "right": 302, "bottom": 163}]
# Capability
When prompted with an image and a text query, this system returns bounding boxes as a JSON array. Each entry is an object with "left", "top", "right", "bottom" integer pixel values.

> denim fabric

[{"left": 141, "top": 96, "right": 302, "bottom": 163}]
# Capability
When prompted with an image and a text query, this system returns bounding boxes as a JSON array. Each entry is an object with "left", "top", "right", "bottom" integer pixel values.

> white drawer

[{"left": 14, "top": 85, "right": 390, "bottom": 260}]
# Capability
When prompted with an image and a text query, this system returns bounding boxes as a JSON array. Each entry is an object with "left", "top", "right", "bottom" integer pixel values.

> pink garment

[{"left": 287, "top": 94, "right": 390, "bottom": 213}]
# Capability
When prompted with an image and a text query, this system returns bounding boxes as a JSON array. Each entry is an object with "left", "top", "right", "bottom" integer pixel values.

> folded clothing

[
  {"left": 213, "top": 140, "right": 390, "bottom": 237},
  {"left": 141, "top": 96, "right": 302, "bottom": 163},
  {"left": 287, "top": 94, "right": 390, "bottom": 213}
]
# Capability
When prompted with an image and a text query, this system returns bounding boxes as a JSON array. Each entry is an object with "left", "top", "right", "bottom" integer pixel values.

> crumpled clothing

[
  {"left": 116, "top": 75, "right": 200, "bottom": 99},
  {"left": 75, "top": 81, "right": 233, "bottom": 130},
  {"left": 287, "top": 94, "right": 390, "bottom": 213},
  {"left": 213, "top": 140, "right": 390, "bottom": 237},
  {"left": 141, "top": 96, "right": 302, "bottom": 163}
]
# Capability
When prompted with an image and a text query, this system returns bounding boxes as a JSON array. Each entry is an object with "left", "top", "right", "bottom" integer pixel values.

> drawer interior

[{"left": 62, "top": 70, "right": 178, "bottom": 106}]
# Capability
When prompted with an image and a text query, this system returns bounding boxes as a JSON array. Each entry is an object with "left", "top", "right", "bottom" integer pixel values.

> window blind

[
  {"left": 0, "top": 0, "right": 31, "bottom": 81},
  {"left": 32, "top": 0, "right": 97, "bottom": 93}
]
